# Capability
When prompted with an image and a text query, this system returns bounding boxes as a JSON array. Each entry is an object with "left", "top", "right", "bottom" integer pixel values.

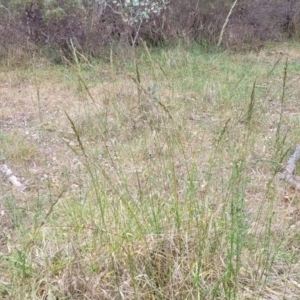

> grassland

[{"left": 1, "top": 43, "right": 300, "bottom": 299}]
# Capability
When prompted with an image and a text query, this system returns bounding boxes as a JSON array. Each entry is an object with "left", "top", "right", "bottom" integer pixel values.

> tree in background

[{"left": 0, "top": 0, "right": 300, "bottom": 60}]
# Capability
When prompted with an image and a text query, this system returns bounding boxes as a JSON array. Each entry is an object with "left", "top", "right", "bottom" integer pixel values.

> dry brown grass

[{"left": 1, "top": 43, "right": 300, "bottom": 299}]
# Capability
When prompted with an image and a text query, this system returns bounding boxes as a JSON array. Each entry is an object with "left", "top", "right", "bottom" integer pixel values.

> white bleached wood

[
  {"left": 278, "top": 144, "right": 300, "bottom": 190},
  {"left": 0, "top": 164, "right": 26, "bottom": 191}
]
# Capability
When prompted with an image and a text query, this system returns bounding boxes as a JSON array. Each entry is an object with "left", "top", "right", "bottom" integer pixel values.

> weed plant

[{"left": 1, "top": 44, "right": 300, "bottom": 299}]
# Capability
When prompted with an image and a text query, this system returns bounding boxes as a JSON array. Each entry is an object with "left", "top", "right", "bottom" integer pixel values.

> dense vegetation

[{"left": 1, "top": 0, "right": 300, "bottom": 61}]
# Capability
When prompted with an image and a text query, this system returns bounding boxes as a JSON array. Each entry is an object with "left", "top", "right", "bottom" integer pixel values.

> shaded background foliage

[{"left": 1, "top": 0, "right": 300, "bottom": 61}]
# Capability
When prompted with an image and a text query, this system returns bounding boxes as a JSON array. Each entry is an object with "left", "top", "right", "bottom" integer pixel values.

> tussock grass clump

[{"left": 1, "top": 44, "right": 300, "bottom": 299}]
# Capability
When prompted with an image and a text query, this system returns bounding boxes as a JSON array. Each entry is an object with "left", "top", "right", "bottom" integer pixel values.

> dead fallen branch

[
  {"left": 0, "top": 164, "right": 26, "bottom": 191},
  {"left": 278, "top": 144, "right": 300, "bottom": 190}
]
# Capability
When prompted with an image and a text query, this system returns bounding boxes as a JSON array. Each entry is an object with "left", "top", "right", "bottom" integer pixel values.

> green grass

[{"left": 1, "top": 43, "right": 300, "bottom": 299}]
